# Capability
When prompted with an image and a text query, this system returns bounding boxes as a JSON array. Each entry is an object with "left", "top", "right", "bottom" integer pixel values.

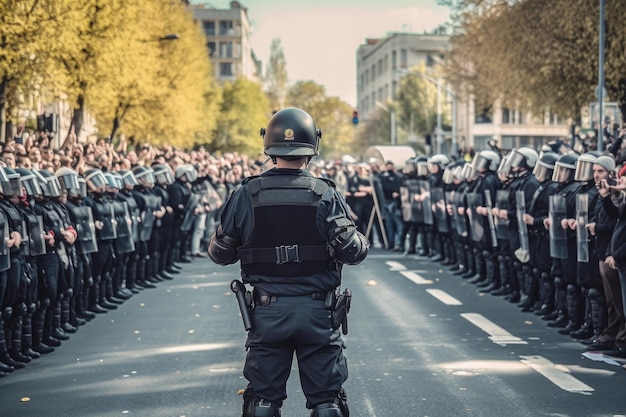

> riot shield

[
  {"left": 453, "top": 191, "right": 468, "bottom": 238},
  {"left": 400, "top": 185, "right": 411, "bottom": 223},
  {"left": 484, "top": 191, "right": 498, "bottom": 248},
  {"left": 576, "top": 193, "right": 589, "bottom": 263},
  {"left": 114, "top": 201, "right": 135, "bottom": 254},
  {"left": 549, "top": 194, "right": 568, "bottom": 259},
  {"left": 466, "top": 193, "right": 484, "bottom": 243},
  {"left": 409, "top": 179, "right": 423, "bottom": 224},
  {"left": 445, "top": 191, "right": 456, "bottom": 235},
  {"left": 72, "top": 206, "right": 98, "bottom": 254},
  {"left": 99, "top": 203, "right": 117, "bottom": 240},
  {"left": 26, "top": 214, "right": 46, "bottom": 257},
  {"left": 419, "top": 180, "right": 433, "bottom": 225},
  {"left": 494, "top": 190, "right": 510, "bottom": 240},
  {"left": 514, "top": 191, "right": 530, "bottom": 263},
  {"left": 181, "top": 194, "right": 201, "bottom": 232},
  {"left": 0, "top": 212, "right": 10, "bottom": 272},
  {"left": 432, "top": 187, "right": 448, "bottom": 233},
  {"left": 139, "top": 195, "right": 161, "bottom": 242}
]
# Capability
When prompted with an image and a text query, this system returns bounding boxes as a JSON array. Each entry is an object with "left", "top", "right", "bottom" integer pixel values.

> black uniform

[{"left": 210, "top": 168, "right": 366, "bottom": 415}]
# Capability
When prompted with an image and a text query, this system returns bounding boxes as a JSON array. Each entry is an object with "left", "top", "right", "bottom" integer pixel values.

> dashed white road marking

[
  {"left": 426, "top": 289, "right": 462, "bottom": 305},
  {"left": 461, "top": 313, "right": 527, "bottom": 345},
  {"left": 399, "top": 270, "right": 432, "bottom": 284},
  {"left": 520, "top": 355, "right": 594, "bottom": 395},
  {"left": 363, "top": 396, "right": 378, "bottom": 417},
  {"left": 385, "top": 261, "right": 406, "bottom": 271}
]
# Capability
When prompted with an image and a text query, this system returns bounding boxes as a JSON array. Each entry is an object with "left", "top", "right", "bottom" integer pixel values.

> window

[
  {"left": 364, "top": 69, "right": 369, "bottom": 86},
  {"left": 502, "top": 108, "right": 523, "bottom": 124},
  {"left": 392, "top": 51, "right": 397, "bottom": 70},
  {"left": 371, "top": 64, "right": 376, "bottom": 81},
  {"left": 219, "top": 20, "right": 234, "bottom": 36},
  {"left": 377, "top": 59, "right": 383, "bottom": 76},
  {"left": 400, "top": 49, "right": 408, "bottom": 68},
  {"left": 207, "top": 42, "right": 216, "bottom": 57},
  {"left": 392, "top": 80, "right": 397, "bottom": 100},
  {"left": 220, "top": 62, "right": 233, "bottom": 76},
  {"left": 475, "top": 106, "right": 493, "bottom": 124},
  {"left": 220, "top": 42, "right": 233, "bottom": 58},
  {"left": 203, "top": 21, "right": 215, "bottom": 36}
]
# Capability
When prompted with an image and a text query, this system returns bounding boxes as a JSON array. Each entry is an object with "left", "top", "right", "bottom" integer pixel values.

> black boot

[
  {"left": 21, "top": 313, "right": 41, "bottom": 359},
  {"left": 32, "top": 301, "right": 55, "bottom": 354},
  {"left": 0, "top": 312, "right": 26, "bottom": 369}
]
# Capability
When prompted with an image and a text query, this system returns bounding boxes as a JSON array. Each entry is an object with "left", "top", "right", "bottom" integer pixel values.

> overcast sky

[{"left": 190, "top": 0, "right": 451, "bottom": 107}]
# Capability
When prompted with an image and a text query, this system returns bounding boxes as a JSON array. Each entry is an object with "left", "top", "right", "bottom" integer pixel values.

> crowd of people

[
  {"left": 2, "top": 122, "right": 626, "bottom": 377},
  {"left": 315, "top": 128, "right": 626, "bottom": 362}
]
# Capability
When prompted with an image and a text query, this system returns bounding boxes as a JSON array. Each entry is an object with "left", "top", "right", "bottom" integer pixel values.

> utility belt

[
  {"left": 253, "top": 288, "right": 327, "bottom": 305},
  {"left": 231, "top": 279, "right": 351, "bottom": 334}
]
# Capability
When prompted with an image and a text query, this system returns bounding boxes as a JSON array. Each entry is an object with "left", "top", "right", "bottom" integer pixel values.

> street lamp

[
  {"left": 375, "top": 101, "right": 396, "bottom": 145},
  {"left": 396, "top": 69, "right": 458, "bottom": 156}
]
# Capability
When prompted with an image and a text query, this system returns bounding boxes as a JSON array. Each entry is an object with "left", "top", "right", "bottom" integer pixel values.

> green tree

[
  {"left": 211, "top": 77, "right": 269, "bottom": 155},
  {"left": 285, "top": 80, "right": 358, "bottom": 159},
  {"left": 264, "top": 38, "right": 288, "bottom": 112},
  {"left": 443, "top": 0, "right": 626, "bottom": 122}
]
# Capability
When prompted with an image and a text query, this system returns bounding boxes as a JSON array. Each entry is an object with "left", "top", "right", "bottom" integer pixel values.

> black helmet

[
  {"left": 532, "top": 151, "right": 558, "bottom": 183},
  {"left": 84, "top": 168, "right": 108, "bottom": 193},
  {"left": 153, "top": 164, "right": 174, "bottom": 185},
  {"left": 552, "top": 152, "right": 579, "bottom": 184},
  {"left": 33, "top": 168, "right": 62, "bottom": 197},
  {"left": 261, "top": 108, "right": 321, "bottom": 158},
  {"left": 15, "top": 167, "right": 42, "bottom": 196},
  {"left": 0, "top": 166, "right": 21, "bottom": 197},
  {"left": 55, "top": 167, "right": 80, "bottom": 192},
  {"left": 132, "top": 165, "right": 155, "bottom": 187},
  {"left": 119, "top": 170, "right": 138, "bottom": 189}
]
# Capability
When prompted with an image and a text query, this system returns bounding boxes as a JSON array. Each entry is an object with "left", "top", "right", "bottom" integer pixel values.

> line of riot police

[
  {"left": 0, "top": 162, "right": 213, "bottom": 376},
  {"left": 398, "top": 147, "right": 626, "bottom": 358}
]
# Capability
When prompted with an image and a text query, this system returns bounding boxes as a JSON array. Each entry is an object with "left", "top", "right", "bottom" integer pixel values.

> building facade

[
  {"left": 356, "top": 32, "right": 569, "bottom": 155},
  {"left": 191, "top": 1, "right": 262, "bottom": 83}
]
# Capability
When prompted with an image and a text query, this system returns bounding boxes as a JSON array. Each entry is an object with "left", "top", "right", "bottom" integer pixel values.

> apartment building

[
  {"left": 191, "top": 1, "right": 262, "bottom": 83},
  {"left": 356, "top": 32, "right": 568, "bottom": 153}
]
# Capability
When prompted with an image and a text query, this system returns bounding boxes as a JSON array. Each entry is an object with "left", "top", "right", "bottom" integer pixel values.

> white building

[
  {"left": 356, "top": 32, "right": 569, "bottom": 154},
  {"left": 191, "top": 1, "right": 262, "bottom": 83}
]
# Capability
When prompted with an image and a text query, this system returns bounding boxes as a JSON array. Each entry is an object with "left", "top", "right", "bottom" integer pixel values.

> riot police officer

[{"left": 208, "top": 108, "right": 369, "bottom": 417}]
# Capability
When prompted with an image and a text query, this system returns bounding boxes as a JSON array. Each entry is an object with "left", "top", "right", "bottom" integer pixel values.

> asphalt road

[{"left": 2, "top": 249, "right": 626, "bottom": 417}]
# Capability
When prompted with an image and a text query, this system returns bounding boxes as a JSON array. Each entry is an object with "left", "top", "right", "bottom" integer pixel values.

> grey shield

[
  {"left": 181, "top": 194, "right": 201, "bottom": 232},
  {"left": 419, "top": 180, "right": 433, "bottom": 225},
  {"left": 495, "top": 190, "right": 510, "bottom": 240},
  {"left": 408, "top": 179, "right": 423, "bottom": 223},
  {"left": 72, "top": 206, "right": 98, "bottom": 255},
  {"left": 466, "top": 192, "right": 485, "bottom": 243},
  {"left": 549, "top": 194, "right": 568, "bottom": 259},
  {"left": 432, "top": 187, "right": 448, "bottom": 233},
  {"left": 0, "top": 212, "right": 10, "bottom": 272},
  {"left": 400, "top": 185, "right": 412, "bottom": 223},
  {"left": 24, "top": 213, "right": 46, "bottom": 257},
  {"left": 139, "top": 195, "right": 161, "bottom": 241},
  {"left": 576, "top": 193, "right": 589, "bottom": 263},
  {"left": 515, "top": 191, "right": 530, "bottom": 263},
  {"left": 113, "top": 201, "right": 135, "bottom": 254},
  {"left": 484, "top": 191, "right": 498, "bottom": 248},
  {"left": 99, "top": 203, "right": 117, "bottom": 240},
  {"left": 453, "top": 190, "right": 468, "bottom": 238}
]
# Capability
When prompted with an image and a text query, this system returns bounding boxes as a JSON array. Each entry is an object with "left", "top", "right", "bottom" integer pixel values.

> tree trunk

[
  {"left": 72, "top": 94, "right": 86, "bottom": 141},
  {"left": 0, "top": 76, "right": 7, "bottom": 143}
]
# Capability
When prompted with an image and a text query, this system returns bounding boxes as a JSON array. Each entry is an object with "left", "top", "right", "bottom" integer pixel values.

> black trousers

[{"left": 244, "top": 295, "right": 348, "bottom": 409}]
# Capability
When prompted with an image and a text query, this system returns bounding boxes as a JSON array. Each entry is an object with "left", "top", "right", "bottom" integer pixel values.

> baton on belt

[{"left": 231, "top": 280, "right": 253, "bottom": 331}]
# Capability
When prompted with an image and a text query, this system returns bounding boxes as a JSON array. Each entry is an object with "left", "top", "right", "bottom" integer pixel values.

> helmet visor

[
  {"left": 57, "top": 173, "right": 80, "bottom": 191},
  {"left": 532, "top": 162, "right": 553, "bottom": 183},
  {"left": 416, "top": 162, "right": 429, "bottom": 177},
  {"left": 552, "top": 163, "right": 574, "bottom": 183},
  {"left": 154, "top": 169, "right": 173, "bottom": 185},
  {"left": 122, "top": 172, "right": 139, "bottom": 188},
  {"left": 442, "top": 167, "right": 456, "bottom": 184},
  {"left": 85, "top": 171, "right": 107, "bottom": 189},
  {"left": 1, "top": 174, "right": 21, "bottom": 197},
  {"left": 20, "top": 173, "right": 42, "bottom": 196},
  {"left": 574, "top": 159, "right": 594, "bottom": 182}
]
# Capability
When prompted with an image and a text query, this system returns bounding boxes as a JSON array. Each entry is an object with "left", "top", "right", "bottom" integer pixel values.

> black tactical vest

[{"left": 238, "top": 175, "right": 331, "bottom": 278}]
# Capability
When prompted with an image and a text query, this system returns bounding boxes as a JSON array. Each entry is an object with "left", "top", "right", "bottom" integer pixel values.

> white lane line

[
  {"left": 520, "top": 355, "right": 594, "bottom": 395},
  {"left": 461, "top": 313, "right": 527, "bottom": 345},
  {"left": 399, "top": 270, "right": 433, "bottom": 284},
  {"left": 363, "top": 396, "right": 378, "bottom": 417},
  {"left": 385, "top": 261, "right": 406, "bottom": 271},
  {"left": 426, "top": 289, "right": 462, "bottom": 305}
]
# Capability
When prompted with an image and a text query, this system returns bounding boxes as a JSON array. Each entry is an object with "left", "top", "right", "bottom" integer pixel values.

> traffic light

[{"left": 352, "top": 110, "right": 359, "bottom": 125}]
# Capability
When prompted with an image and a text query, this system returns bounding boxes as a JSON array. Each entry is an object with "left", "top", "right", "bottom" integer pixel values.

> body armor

[{"left": 238, "top": 175, "right": 331, "bottom": 277}]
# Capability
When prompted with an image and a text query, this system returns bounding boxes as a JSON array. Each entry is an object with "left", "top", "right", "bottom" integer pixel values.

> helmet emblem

[{"left": 284, "top": 128, "right": 295, "bottom": 140}]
